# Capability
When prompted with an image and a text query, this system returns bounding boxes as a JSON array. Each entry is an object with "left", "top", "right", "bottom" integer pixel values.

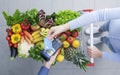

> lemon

[
  {"left": 72, "top": 40, "right": 80, "bottom": 48},
  {"left": 57, "top": 54, "right": 64, "bottom": 62},
  {"left": 63, "top": 41, "right": 70, "bottom": 48}
]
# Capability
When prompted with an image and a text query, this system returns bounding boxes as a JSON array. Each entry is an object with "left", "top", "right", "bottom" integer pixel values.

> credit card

[{"left": 44, "top": 37, "right": 52, "bottom": 50}]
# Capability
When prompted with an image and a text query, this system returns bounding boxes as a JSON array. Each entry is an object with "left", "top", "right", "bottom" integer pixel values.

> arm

[
  {"left": 88, "top": 46, "right": 120, "bottom": 62},
  {"left": 37, "top": 49, "right": 60, "bottom": 75},
  {"left": 37, "top": 66, "right": 49, "bottom": 75},
  {"left": 37, "top": 62, "right": 51, "bottom": 75},
  {"left": 48, "top": 7, "right": 120, "bottom": 39},
  {"left": 67, "top": 7, "right": 120, "bottom": 30},
  {"left": 102, "top": 52, "right": 120, "bottom": 62}
]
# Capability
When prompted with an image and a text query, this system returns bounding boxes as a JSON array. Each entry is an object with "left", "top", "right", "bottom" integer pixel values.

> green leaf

[
  {"left": 76, "top": 27, "right": 81, "bottom": 32},
  {"left": 54, "top": 10, "right": 80, "bottom": 25},
  {"left": 81, "top": 64, "right": 87, "bottom": 72},
  {"left": 29, "top": 45, "right": 44, "bottom": 62},
  {"left": 24, "top": 9, "right": 38, "bottom": 25},
  {"left": 2, "top": 11, "right": 9, "bottom": 20},
  {"left": 2, "top": 9, "right": 24, "bottom": 26},
  {"left": 13, "top": 9, "right": 21, "bottom": 19}
]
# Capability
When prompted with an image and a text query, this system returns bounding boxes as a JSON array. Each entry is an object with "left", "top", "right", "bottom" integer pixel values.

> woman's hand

[
  {"left": 44, "top": 49, "right": 61, "bottom": 69},
  {"left": 87, "top": 46, "right": 102, "bottom": 58},
  {"left": 48, "top": 24, "right": 70, "bottom": 40}
]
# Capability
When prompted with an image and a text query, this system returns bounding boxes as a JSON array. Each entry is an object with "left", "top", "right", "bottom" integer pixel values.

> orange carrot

[
  {"left": 23, "top": 31, "right": 33, "bottom": 42},
  {"left": 20, "top": 36, "right": 24, "bottom": 43},
  {"left": 24, "top": 35, "right": 31, "bottom": 44}
]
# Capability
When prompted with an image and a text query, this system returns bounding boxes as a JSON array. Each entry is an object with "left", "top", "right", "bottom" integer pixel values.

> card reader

[{"left": 41, "top": 38, "right": 62, "bottom": 61}]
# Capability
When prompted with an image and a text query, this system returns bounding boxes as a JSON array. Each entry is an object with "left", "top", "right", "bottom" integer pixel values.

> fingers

[
  {"left": 87, "top": 46, "right": 95, "bottom": 58},
  {"left": 50, "top": 32, "right": 57, "bottom": 40},
  {"left": 48, "top": 27, "right": 57, "bottom": 40},
  {"left": 87, "top": 47, "right": 94, "bottom": 58},
  {"left": 50, "top": 48, "right": 61, "bottom": 61},
  {"left": 87, "top": 46, "right": 102, "bottom": 58},
  {"left": 53, "top": 48, "right": 61, "bottom": 57},
  {"left": 47, "top": 49, "right": 61, "bottom": 67},
  {"left": 48, "top": 28, "right": 55, "bottom": 40}
]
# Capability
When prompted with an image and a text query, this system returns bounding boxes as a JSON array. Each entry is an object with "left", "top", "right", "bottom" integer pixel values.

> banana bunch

[
  {"left": 32, "top": 30, "right": 43, "bottom": 44},
  {"left": 40, "top": 28, "right": 49, "bottom": 37}
]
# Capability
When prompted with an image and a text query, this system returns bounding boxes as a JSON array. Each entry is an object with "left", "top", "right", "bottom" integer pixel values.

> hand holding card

[{"left": 41, "top": 37, "right": 62, "bottom": 61}]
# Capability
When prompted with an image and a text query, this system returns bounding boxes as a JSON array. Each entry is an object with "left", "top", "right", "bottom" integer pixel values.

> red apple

[
  {"left": 67, "top": 36, "right": 75, "bottom": 44},
  {"left": 65, "top": 30, "right": 71, "bottom": 36},
  {"left": 72, "top": 30, "right": 78, "bottom": 38},
  {"left": 59, "top": 33, "right": 68, "bottom": 41},
  {"left": 57, "top": 34, "right": 61, "bottom": 37}
]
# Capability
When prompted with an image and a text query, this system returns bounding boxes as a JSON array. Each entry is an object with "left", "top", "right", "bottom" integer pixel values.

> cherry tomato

[
  {"left": 9, "top": 42, "right": 13, "bottom": 47},
  {"left": 8, "top": 32, "right": 12, "bottom": 36},
  {"left": 6, "top": 36, "right": 10, "bottom": 41},
  {"left": 6, "top": 28, "right": 10, "bottom": 32},
  {"left": 13, "top": 44, "right": 18, "bottom": 48},
  {"left": 20, "top": 32, "right": 24, "bottom": 36}
]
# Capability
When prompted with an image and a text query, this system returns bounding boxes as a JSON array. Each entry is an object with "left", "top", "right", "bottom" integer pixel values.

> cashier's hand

[
  {"left": 48, "top": 24, "right": 70, "bottom": 40},
  {"left": 44, "top": 49, "right": 61, "bottom": 69},
  {"left": 87, "top": 46, "right": 102, "bottom": 58}
]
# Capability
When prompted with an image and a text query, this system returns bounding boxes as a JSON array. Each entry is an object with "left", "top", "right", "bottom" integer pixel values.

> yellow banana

[
  {"left": 33, "top": 34, "right": 40, "bottom": 40},
  {"left": 32, "top": 30, "right": 40, "bottom": 37},
  {"left": 33, "top": 37, "right": 43, "bottom": 43}
]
